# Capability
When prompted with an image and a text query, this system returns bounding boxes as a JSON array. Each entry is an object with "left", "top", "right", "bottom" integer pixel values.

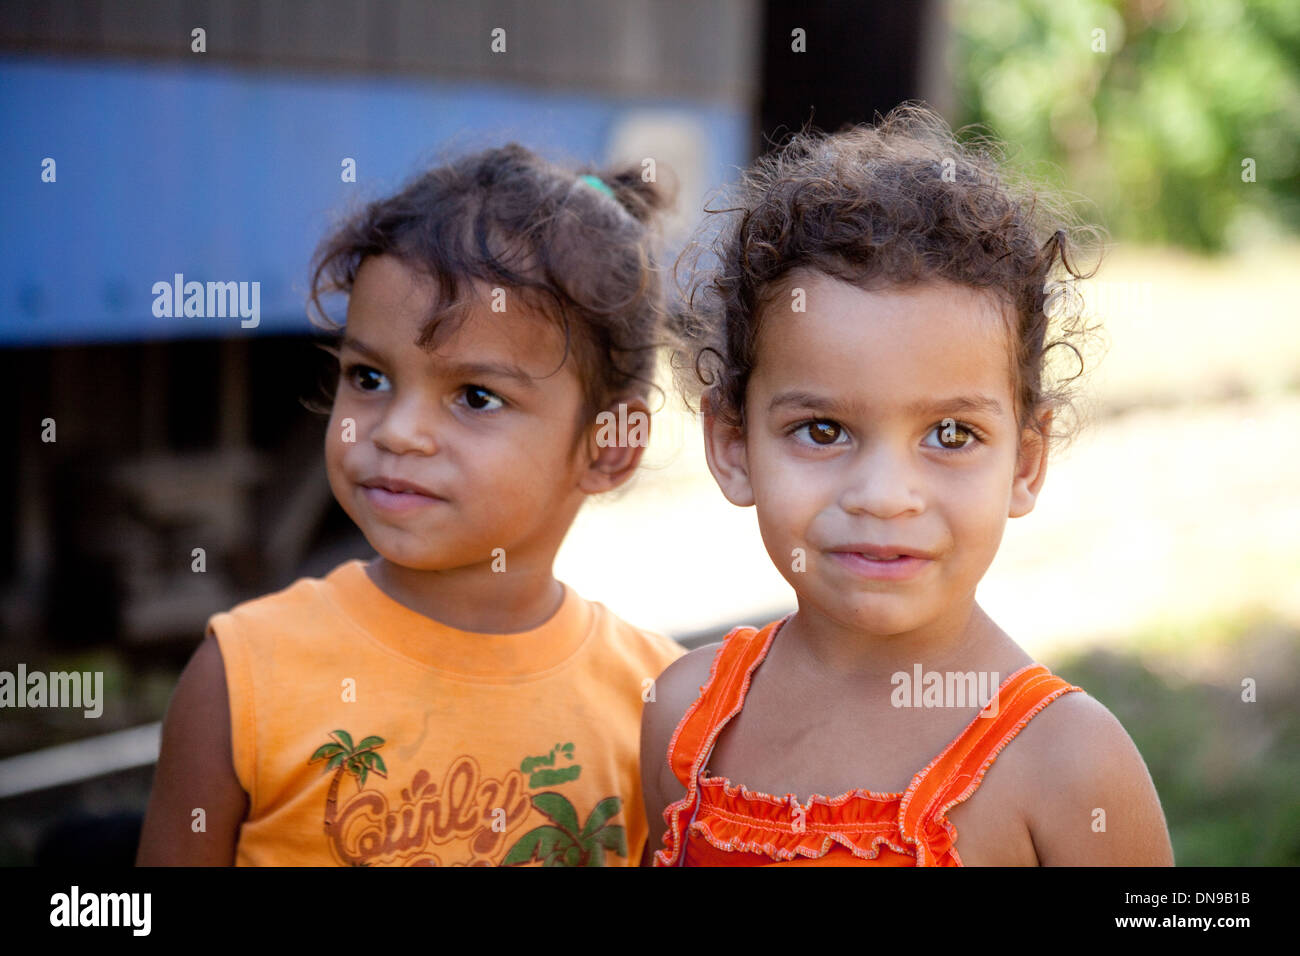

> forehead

[
  {"left": 345, "top": 255, "right": 574, "bottom": 375},
  {"left": 752, "top": 272, "right": 1016, "bottom": 414}
]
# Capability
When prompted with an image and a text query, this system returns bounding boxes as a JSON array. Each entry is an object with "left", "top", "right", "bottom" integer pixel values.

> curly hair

[
  {"left": 670, "top": 102, "right": 1106, "bottom": 454},
  {"left": 306, "top": 142, "right": 673, "bottom": 453}
]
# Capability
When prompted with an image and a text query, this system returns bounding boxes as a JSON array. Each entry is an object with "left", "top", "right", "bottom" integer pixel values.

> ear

[
  {"left": 577, "top": 396, "right": 652, "bottom": 494},
  {"left": 701, "top": 392, "right": 755, "bottom": 507},
  {"left": 1009, "top": 409, "right": 1052, "bottom": 518}
]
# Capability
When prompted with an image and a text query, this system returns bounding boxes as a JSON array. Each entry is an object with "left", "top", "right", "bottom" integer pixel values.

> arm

[
  {"left": 1020, "top": 692, "right": 1175, "bottom": 866},
  {"left": 638, "top": 643, "right": 720, "bottom": 866},
  {"left": 136, "top": 634, "right": 248, "bottom": 865}
]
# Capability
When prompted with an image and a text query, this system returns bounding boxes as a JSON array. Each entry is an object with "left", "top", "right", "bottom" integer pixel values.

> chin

[
  {"left": 831, "top": 599, "right": 927, "bottom": 637},
  {"left": 361, "top": 534, "right": 440, "bottom": 570}
]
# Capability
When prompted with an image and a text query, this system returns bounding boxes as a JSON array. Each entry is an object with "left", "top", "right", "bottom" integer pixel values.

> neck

[
  {"left": 366, "top": 556, "right": 565, "bottom": 634},
  {"left": 777, "top": 592, "right": 1000, "bottom": 691}
]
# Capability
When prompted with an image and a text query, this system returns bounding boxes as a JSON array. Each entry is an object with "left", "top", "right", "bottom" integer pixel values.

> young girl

[
  {"left": 137, "top": 143, "right": 685, "bottom": 866},
  {"left": 642, "top": 104, "right": 1174, "bottom": 866}
]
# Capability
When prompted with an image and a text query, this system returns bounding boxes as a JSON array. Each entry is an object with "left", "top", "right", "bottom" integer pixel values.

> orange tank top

[
  {"left": 654, "top": 615, "right": 1084, "bottom": 866},
  {"left": 209, "top": 559, "right": 684, "bottom": 866}
]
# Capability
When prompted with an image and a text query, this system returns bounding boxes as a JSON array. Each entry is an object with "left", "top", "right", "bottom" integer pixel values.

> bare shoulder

[
  {"left": 652, "top": 642, "right": 722, "bottom": 717},
  {"left": 637, "top": 641, "right": 721, "bottom": 865},
  {"left": 640, "top": 642, "right": 721, "bottom": 777},
  {"left": 137, "top": 634, "right": 248, "bottom": 865},
  {"left": 1005, "top": 689, "right": 1175, "bottom": 865}
]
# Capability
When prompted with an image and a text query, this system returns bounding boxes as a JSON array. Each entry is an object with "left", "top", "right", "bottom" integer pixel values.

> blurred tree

[{"left": 950, "top": 0, "right": 1300, "bottom": 250}]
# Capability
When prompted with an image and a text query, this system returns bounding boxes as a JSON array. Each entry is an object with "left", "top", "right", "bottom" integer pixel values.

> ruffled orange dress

[{"left": 653, "top": 615, "right": 1084, "bottom": 866}]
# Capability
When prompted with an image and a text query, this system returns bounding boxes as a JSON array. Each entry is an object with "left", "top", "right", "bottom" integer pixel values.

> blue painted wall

[{"left": 1, "top": 55, "right": 746, "bottom": 345}]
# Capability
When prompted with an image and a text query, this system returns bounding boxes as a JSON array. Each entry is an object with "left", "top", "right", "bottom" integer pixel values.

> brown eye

[
  {"left": 346, "top": 364, "right": 389, "bottom": 392},
  {"left": 807, "top": 420, "right": 841, "bottom": 445},
  {"left": 461, "top": 385, "right": 504, "bottom": 411},
  {"left": 933, "top": 420, "right": 975, "bottom": 449}
]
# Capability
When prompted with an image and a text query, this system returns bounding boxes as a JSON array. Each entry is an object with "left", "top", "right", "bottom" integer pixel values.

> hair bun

[{"left": 591, "top": 165, "right": 675, "bottom": 226}]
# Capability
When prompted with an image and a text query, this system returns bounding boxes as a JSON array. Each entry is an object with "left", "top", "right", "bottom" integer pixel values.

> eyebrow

[
  {"left": 767, "top": 389, "right": 1004, "bottom": 419},
  {"left": 339, "top": 336, "right": 539, "bottom": 389}
]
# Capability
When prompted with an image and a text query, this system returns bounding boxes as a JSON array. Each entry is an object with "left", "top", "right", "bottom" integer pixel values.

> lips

[
  {"left": 832, "top": 543, "right": 936, "bottom": 561},
  {"left": 358, "top": 476, "right": 447, "bottom": 513},
  {"left": 360, "top": 476, "right": 442, "bottom": 498},
  {"left": 824, "top": 542, "right": 937, "bottom": 582},
  {"left": 828, "top": 549, "right": 933, "bottom": 581}
]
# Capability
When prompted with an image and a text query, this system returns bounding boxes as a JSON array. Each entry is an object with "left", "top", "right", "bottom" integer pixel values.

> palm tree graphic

[
  {"left": 502, "top": 792, "right": 627, "bottom": 866},
  {"left": 309, "top": 729, "right": 387, "bottom": 834}
]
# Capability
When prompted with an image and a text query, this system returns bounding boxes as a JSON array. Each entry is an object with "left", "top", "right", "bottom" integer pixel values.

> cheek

[
  {"left": 464, "top": 430, "right": 550, "bottom": 504},
  {"left": 750, "top": 442, "right": 823, "bottom": 528},
  {"left": 323, "top": 427, "right": 353, "bottom": 509},
  {"left": 323, "top": 399, "right": 373, "bottom": 482},
  {"left": 942, "top": 465, "right": 1013, "bottom": 539},
  {"left": 323, "top": 407, "right": 349, "bottom": 468}
]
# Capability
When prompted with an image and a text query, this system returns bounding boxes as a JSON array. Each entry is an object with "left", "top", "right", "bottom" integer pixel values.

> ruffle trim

[
  {"left": 659, "top": 776, "right": 960, "bottom": 865},
  {"left": 690, "top": 818, "right": 916, "bottom": 862}
]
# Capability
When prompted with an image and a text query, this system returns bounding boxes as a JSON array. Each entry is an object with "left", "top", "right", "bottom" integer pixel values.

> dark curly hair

[
  {"left": 306, "top": 142, "right": 673, "bottom": 455},
  {"left": 670, "top": 102, "right": 1106, "bottom": 454}
]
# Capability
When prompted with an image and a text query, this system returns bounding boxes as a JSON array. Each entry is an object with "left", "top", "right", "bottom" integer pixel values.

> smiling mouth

[
  {"left": 830, "top": 547, "right": 936, "bottom": 561},
  {"left": 827, "top": 550, "right": 933, "bottom": 580},
  {"left": 359, "top": 481, "right": 445, "bottom": 511}
]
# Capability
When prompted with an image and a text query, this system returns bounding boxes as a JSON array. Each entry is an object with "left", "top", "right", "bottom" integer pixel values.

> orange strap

[
  {"left": 666, "top": 621, "right": 775, "bottom": 790},
  {"left": 656, "top": 622, "right": 777, "bottom": 866},
  {"left": 898, "top": 664, "right": 1083, "bottom": 862}
]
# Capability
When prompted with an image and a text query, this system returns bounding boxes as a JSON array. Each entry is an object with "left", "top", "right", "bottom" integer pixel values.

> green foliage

[
  {"left": 951, "top": 0, "right": 1300, "bottom": 249},
  {"left": 1052, "top": 617, "right": 1300, "bottom": 865}
]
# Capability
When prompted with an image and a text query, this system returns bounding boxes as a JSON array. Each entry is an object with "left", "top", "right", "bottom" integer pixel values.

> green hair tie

[{"left": 579, "top": 173, "right": 615, "bottom": 198}]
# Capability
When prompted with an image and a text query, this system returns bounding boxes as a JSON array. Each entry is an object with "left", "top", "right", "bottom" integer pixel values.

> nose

[
  {"left": 838, "top": 440, "right": 925, "bottom": 518},
  {"left": 369, "top": 393, "right": 439, "bottom": 457}
]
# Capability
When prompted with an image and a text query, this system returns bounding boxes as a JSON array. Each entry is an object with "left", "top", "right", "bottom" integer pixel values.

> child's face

[
  {"left": 325, "top": 254, "right": 625, "bottom": 574},
  {"left": 703, "top": 270, "right": 1049, "bottom": 638}
]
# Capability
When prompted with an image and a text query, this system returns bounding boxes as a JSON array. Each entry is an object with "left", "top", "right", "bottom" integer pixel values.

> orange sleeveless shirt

[
  {"left": 209, "top": 559, "right": 683, "bottom": 866},
  {"left": 654, "top": 615, "right": 1084, "bottom": 866}
]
